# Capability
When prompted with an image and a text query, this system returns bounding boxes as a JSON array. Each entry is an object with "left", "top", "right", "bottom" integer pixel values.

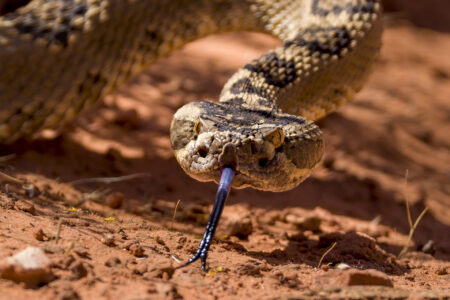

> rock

[
  {"left": 345, "top": 270, "right": 392, "bottom": 287},
  {"left": 436, "top": 266, "right": 448, "bottom": 275},
  {"left": 105, "top": 192, "right": 124, "bottom": 209},
  {"left": 41, "top": 243, "right": 65, "bottom": 254},
  {"left": 122, "top": 239, "right": 139, "bottom": 250},
  {"left": 335, "top": 263, "right": 351, "bottom": 270},
  {"left": 155, "top": 235, "right": 166, "bottom": 246},
  {"left": 419, "top": 240, "right": 436, "bottom": 256},
  {"left": 0, "top": 246, "right": 54, "bottom": 288},
  {"left": 33, "top": 228, "right": 47, "bottom": 241},
  {"left": 321, "top": 264, "right": 330, "bottom": 271},
  {"left": 101, "top": 234, "right": 116, "bottom": 247},
  {"left": 129, "top": 244, "right": 145, "bottom": 257},
  {"left": 313, "top": 269, "right": 393, "bottom": 288}
]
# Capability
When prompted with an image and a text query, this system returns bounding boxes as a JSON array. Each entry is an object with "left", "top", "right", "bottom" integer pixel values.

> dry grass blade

[
  {"left": 398, "top": 169, "right": 429, "bottom": 258},
  {"left": 55, "top": 218, "right": 63, "bottom": 244},
  {"left": 398, "top": 207, "right": 429, "bottom": 258},
  {"left": 173, "top": 199, "right": 181, "bottom": 220},
  {"left": 318, "top": 241, "right": 337, "bottom": 268},
  {"left": 170, "top": 199, "right": 181, "bottom": 230},
  {"left": 0, "top": 170, "right": 23, "bottom": 184},
  {"left": 75, "top": 186, "right": 111, "bottom": 206},
  {"left": 0, "top": 171, "right": 37, "bottom": 197},
  {"left": 404, "top": 170, "right": 413, "bottom": 228},
  {"left": 69, "top": 173, "right": 151, "bottom": 186}
]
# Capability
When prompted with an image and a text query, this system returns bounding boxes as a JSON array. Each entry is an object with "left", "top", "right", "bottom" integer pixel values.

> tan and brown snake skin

[{"left": 2, "top": 1, "right": 449, "bottom": 297}]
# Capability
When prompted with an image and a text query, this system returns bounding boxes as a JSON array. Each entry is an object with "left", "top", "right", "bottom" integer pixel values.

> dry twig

[
  {"left": 318, "top": 242, "right": 337, "bottom": 268},
  {"left": 398, "top": 170, "right": 429, "bottom": 258},
  {"left": 55, "top": 218, "right": 63, "bottom": 244},
  {"left": 69, "top": 173, "right": 151, "bottom": 186}
]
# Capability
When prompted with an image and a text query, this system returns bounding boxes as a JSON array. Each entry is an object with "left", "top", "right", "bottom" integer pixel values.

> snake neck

[{"left": 220, "top": 0, "right": 383, "bottom": 122}]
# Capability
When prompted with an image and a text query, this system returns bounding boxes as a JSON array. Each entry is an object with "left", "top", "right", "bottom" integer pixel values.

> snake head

[{"left": 170, "top": 100, "right": 324, "bottom": 192}]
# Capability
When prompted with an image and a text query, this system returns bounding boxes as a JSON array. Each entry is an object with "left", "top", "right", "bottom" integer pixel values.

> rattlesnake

[
  {"left": 1, "top": 0, "right": 381, "bottom": 268},
  {"left": 0, "top": 0, "right": 382, "bottom": 193}
]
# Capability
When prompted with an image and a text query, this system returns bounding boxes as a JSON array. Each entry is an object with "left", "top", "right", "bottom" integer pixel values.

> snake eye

[{"left": 193, "top": 119, "right": 202, "bottom": 136}]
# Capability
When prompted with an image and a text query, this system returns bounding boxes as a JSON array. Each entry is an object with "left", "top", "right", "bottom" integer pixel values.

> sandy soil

[{"left": 0, "top": 8, "right": 449, "bottom": 300}]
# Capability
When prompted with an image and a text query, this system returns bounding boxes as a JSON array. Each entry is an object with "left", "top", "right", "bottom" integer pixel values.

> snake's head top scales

[{"left": 170, "top": 100, "right": 324, "bottom": 192}]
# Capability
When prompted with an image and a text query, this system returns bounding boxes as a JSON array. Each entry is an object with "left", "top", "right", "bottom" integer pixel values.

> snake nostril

[{"left": 197, "top": 146, "right": 208, "bottom": 158}]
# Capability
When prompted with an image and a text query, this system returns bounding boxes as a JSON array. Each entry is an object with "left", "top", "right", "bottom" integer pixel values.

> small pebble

[
  {"left": 321, "top": 264, "right": 330, "bottom": 271},
  {"left": 436, "top": 266, "right": 448, "bottom": 275},
  {"left": 129, "top": 244, "right": 145, "bottom": 257},
  {"left": 0, "top": 247, "right": 54, "bottom": 288},
  {"left": 122, "top": 240, "right": 139, "bottom": 250},
  {"left": 41, "top": 243, "right": 65, "bottom": 254},
  {"left": 155, "top": 236, "right": 166, "bottom": 246},
  {"left": 105, "top": 192, "right": 124, "bottom": 209},
  {"left": 335, "top": 263, "right": 351, "bottom": 270},
  {"left": 33, "top": 229, "right": 47, "bottom": 241},
  {"left": 313, "top": 269, "right": 393, "bottom": 288},
  {"left": 101, "top": 234, "right": 116, "bottom": 247},
  {"left": 420, "top": 240, "right": 436, "bottom": 256}
]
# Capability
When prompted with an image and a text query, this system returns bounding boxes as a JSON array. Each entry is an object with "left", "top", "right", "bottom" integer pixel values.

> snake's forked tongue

[{"left": 176, "top": 168, "right": 235, "bottom": 271}]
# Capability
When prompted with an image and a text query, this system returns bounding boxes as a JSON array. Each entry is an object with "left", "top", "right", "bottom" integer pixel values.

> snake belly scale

[{"left": 0, "top": 0, "right": 382, "bottom": 192}]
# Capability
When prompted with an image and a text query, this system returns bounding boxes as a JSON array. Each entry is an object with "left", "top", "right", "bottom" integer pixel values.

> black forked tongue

[{"left": 176, "top": 167, "right": 235, "bottom": 271}]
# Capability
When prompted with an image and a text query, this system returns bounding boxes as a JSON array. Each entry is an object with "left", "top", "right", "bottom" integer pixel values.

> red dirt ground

[{"left": 0, "top": 5, "right": 449, "bottom": 300}]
